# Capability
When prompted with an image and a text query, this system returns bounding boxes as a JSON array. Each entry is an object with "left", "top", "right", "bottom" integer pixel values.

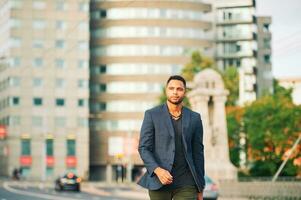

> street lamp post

[{"left": 272, "top": 134, "right": 301, "bottom": 182}]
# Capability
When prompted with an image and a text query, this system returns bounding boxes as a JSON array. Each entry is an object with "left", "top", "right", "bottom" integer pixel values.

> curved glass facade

[
  {"left": 91, "top": 27, "right": 206, "bottom": 39},
  {"left": 90, "top": 119, "right": 142, "bottom": 131},
  {"left": 91, "top": 63, "right": 181, "bottom": 75},
  {"left": 90, "top": 101, "right": 156, "bottom": 112},
  {"left": 91, "top": 45, "right": 187, "bottom": 56},
  {"left": 91, "top": 82, "right": 162, "bottom": 93},
  {"left": 90, "top": 0, "right": 211, "bottom": 127},
  {"left": 91, "top": 8, "right": 204, "bottom": 20}
]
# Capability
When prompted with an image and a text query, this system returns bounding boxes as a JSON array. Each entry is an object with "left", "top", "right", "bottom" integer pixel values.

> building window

[
  {"left": 11, "top": 37, "right": 21, "bottom": 48},
  {"left": 78, "top": 21, "right": 88, "bottom": 31},
  {"left": 79, "top": 2, "right": 88, "bottom": 12},
  {"left": 78, "top": 60, "right": 87, "bottom": 69},
  {"left": 11, "top": 97, "right": 20, "bottom": 106},
  {"left": 46, "top": 167, "right": 54, "bottom": 176},
  {"left": 78, "top": 80, "right": 87, "bottom": 88},
  {"left": 236, "top": 44, "right": 241, "bottom": 52},
  {"left": 77, "top": 117, "right": 87, "bottom": 127},
  {"left": 33, "top": 19, "right": 45, "bottom": 29},
  {"left": 33, "top": 58, "right": 43, "bottom": 67},
  {"left": 100, "top": 102, "right": 106, "bottom": 111},
  {"left": 78, "top": 41, "right": 87, "bottom": 51},
  {"left": 99, "top": 84, "right": 106, "bottom": 92},
  {"left": 33, "top": 78, "right": 43, "bottom": 87},
  {"left": 11, "top": 0, "right": 23, "bottom": 9},
  {"left": 56, "top": 98, "right": 65, "bottom": 106},
  {"left": 32, "top": 116, "right": 43, "bottom": 126},
  {"left": 56, "top": 78, "right": 65, "bottom": 88},
  {"left": 32, "top": 1, "right": 46, "bottom": 9},
  {"left": 100, "top": 9, "right": 107, "bottom": 18},
  {"left": 55, "top": 40, "right": 65, "bottom": 49},
  {"left": 33, "top": 97, "right": 43, "bottom": 106},
  {"left": 263, "top": 38, "right": 270, "bottom": 49},
  {"left": 264, "top": 55, "right": 271, "bottom": 64},
  {"left": 100, "top": 65, "right": 106, "bottom": 73},
  {"left": 67, "top": 139, "right": 76, "bottom": 156},
  {"left": 11, "top": 116, "right": 21, "bottom": 125},
  {"left": 11, "top": 57, "right": 21, "bottom": 67},
  {"left": 56, "top": 1, "right": 66, "bottom": 11},
  {"left": 55, "top": 59, "right": 65, "bottom": 68},
  {"left": 78, "top": 99, "right": 85, "bottom": 107},
  {"left": 55, "top": 117, "right": 66, "bottom": 127},
  {"left": 46, "top": 139, "right": 53, "bottom": 156},
  {"left": 56, "top": 20, "right": 67, "bottom": 30},
  {"left": 9, "top": 77, "right": 20, "bottom": 86},
  {"left": 21, "top": 139, "right": 31, "bottom": 155},
  {"left": 10, "top": 18, "right": 21, "bottom": 28},
  {"left": 263, "top": 24, "right": 270, "bottom": 32},
  {"left": 33, "top": 39, "right": 44, "bottom": 48}
]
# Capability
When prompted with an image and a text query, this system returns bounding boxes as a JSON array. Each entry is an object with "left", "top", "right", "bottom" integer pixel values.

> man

[{"left": 138, "top": 75, "right": 205, "bottom": 200}]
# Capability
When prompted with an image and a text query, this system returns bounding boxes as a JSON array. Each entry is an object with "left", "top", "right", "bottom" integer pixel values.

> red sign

[
  {"left": 20, "top": 156, "right": 32, "bottom": 166},
  {"left": 0, "top": 126, "right": 7, "bottom": 139},
  {"left": 66, "top": 156, "right": 77, "bottom": 167},
  {"left": 46, "top": 156, "right": 55, "bottom": 166}
]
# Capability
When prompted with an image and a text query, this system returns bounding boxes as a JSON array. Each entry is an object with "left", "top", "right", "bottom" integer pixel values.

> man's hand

[
  {"left": 197, "top": 192, "right": 203, "bottom": 200},
  {"left": 154, "top": 167, "right": 173, "bottom": 185}
]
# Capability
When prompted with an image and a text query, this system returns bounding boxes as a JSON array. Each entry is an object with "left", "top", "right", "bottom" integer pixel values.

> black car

[
  {"left": 55, "top": 172, "right": 81, "bottom": 192},
  {"left": 203, "top": 175, "right": 219, "bottom": 200}
]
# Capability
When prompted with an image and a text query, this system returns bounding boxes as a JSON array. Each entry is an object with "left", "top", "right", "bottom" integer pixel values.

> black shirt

[{"left": 160, "top": 116, "right": 196, "bottom": 190}]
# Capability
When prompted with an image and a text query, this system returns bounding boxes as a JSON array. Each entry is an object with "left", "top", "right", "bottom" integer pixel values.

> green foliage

[
  {"left": 227, "top": 110, "right": 242, "bottom": 167},
  {"left": 222, "top": 67, "right": 239, "bottom": 106},
  {"left": 243, "top": 92, "right": 301, "bottom": 177},
  {"left": 273, "top": 79, "right": 293, "bottom": 102},
  {"left": 159, "top": 51, "right": 239, "bottom": 106},
  {"left": 227, "top": 81, "right": 301, "bottom": 177},
  {"left": 181, "top": 51, "right": 215, "bottom": 81}
]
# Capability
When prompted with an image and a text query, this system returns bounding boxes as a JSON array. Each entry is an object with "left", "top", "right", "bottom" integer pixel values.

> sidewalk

[
  {"left": 81, "top": 182, "right": 248, "bottom": 200},
  {"left": 82, "top": 182, "right": 149, "bottom": 200}
]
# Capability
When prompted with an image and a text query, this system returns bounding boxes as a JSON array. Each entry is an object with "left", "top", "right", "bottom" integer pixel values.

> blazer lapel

[
  {"left": 181, "top": 107, "right": 191, "bottom": 150},
  {"left": 163, "top": 104, "right": 175, "bottom": 138}
]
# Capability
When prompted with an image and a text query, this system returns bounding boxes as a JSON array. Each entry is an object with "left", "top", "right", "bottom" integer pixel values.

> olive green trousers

[{"left": 148, "top": 185, "right": 198, "bottom": 200}]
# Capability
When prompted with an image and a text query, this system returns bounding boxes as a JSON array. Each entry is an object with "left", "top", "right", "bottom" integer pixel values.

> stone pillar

[
  {"left": 187, "top": 69, "right": 237, "bottom": 182},
  {"left": 106, "top": 164, "right": 112, "bottom": 183}
]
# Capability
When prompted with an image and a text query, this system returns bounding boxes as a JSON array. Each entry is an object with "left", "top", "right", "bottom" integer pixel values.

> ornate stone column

[{"left": 187, "top": 69, "right": 237, "bottom": 182}]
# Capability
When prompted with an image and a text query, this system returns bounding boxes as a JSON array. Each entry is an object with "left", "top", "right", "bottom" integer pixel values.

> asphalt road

[{"left": 0, "top": 181, "right": 142, "bottom": 200}]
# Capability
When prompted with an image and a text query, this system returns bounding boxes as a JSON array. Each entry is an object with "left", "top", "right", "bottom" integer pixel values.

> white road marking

[{"left": 3, "top": 182, "right": 77, "bottom": 200}]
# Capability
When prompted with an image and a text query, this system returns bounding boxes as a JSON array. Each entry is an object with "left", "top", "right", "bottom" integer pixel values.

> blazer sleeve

[
  {"left": 192, "top": 113, "right": 205, "bottom": 190},
  {"left": 138, "top": 110, "right": 159, "bottom": 176}
]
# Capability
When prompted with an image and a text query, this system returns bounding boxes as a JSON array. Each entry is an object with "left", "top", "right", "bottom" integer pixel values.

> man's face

[{"left": 165, "top": 79, "right": 186, "bottom": 105}]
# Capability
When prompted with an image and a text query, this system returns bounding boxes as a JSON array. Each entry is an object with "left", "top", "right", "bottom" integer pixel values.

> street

[
  {"left": 0, "top": 180, "right": 251, "bottom": 200},
  {"left": 0, "top": 181, "right": 148, "bottom": 200}
]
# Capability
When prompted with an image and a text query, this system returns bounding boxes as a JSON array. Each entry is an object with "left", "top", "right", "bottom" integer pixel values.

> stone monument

[{"left": 187, "top": 69, "right": 237, "bottom": 182}]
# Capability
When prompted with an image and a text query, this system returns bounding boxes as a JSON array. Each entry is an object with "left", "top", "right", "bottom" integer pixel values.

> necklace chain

[{"left": 169, "top": 111, "right": 182, "bottom": 119}]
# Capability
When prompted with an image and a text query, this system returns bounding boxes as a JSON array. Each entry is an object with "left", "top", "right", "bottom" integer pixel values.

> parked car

[
  {"left": 203, "top": 175, "right": 219, "bottom": 200},
  {"left": 55, "top": 172, "right": 81, "bottom": 192}
]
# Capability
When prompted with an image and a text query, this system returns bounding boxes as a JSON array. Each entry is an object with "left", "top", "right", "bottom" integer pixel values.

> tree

[
  {"left": 222, "top": 66, "right": 239, "bottom": 106},
  {"left": 159, "top": 51, "right": 239, "bottom": 106},
  {"left": 158, "top": 51, "right": 215, "bottom": 106},
  {"left": 243, "top": 87, "right": 301, "bottom": 177},
  {"left": 181, "top": 51, "right": 215, "bottom": 82},
  {"left": 226, "top": 106, "right": 244, "bottom": 168}
]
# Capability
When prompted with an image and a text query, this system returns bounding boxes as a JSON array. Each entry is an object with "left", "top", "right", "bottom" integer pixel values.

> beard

[{"left": 167, "top": 96, "right": 184, "bottom": 105}]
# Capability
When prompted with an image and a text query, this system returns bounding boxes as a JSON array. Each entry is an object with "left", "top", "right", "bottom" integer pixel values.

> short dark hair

[{"left": 166, "top": 75, "right": 186, "bottom": 88}]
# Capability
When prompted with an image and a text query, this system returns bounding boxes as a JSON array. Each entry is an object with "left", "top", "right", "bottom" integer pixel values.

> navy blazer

[{"left": 138, "top": 103, "right": 205, "bottom": 192}]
